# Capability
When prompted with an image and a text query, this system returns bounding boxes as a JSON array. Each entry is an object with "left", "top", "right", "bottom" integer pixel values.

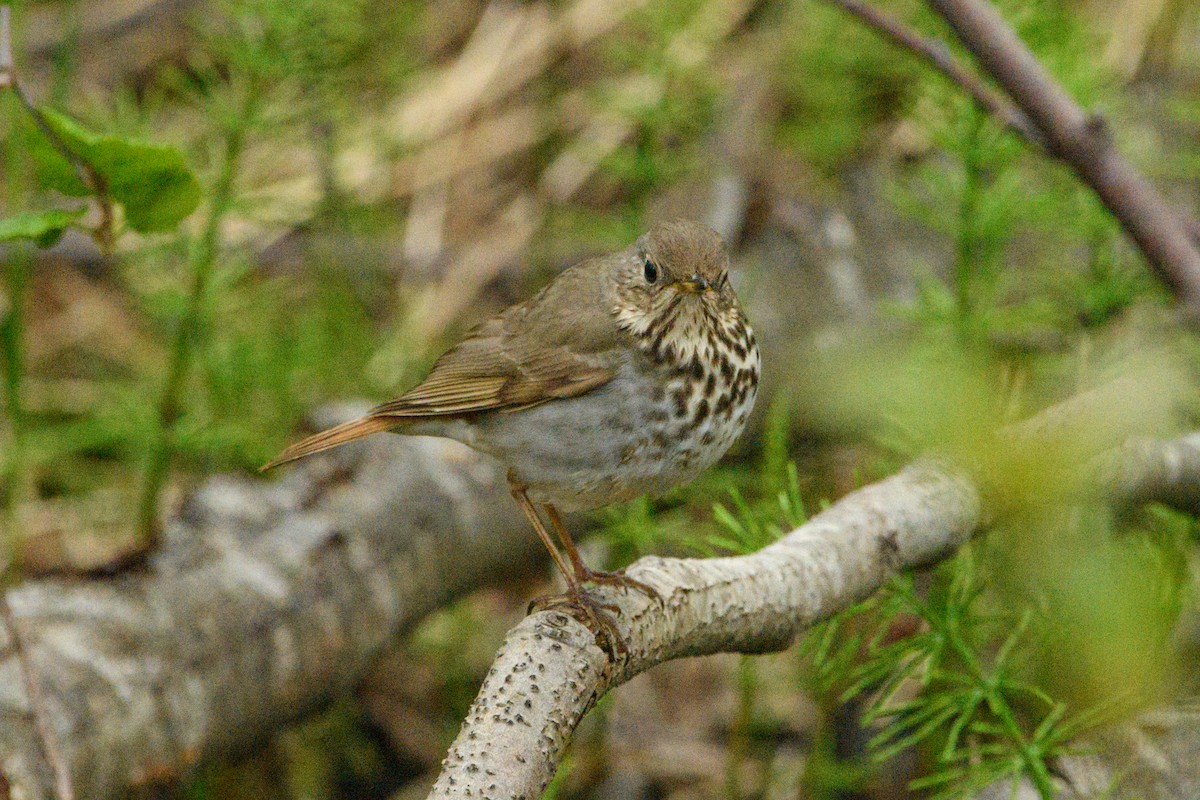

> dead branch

[
  {"left": 426, "top": 425, "right": 1200, "bottom": 798},
  {"left": 927, "top": 0, "right": 1200, "bottom": 311},
  {"left": 830, "top": 0, "right": 1200, "bottom": 312},
  {"left": 825, "top": 0, "right": 1044, "bottom": 145},
  {"left": 0, "top": 405, "right": 542, "bottom": 800}
]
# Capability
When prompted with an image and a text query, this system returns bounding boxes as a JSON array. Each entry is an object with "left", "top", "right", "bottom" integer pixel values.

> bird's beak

[{"left": 675, "top": 274, "right": 712, "bottom": 294}]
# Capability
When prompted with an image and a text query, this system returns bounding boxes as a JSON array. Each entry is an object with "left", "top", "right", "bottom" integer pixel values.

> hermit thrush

[{"left": 263, "top": 220, "right": 760, "bottom": 654}]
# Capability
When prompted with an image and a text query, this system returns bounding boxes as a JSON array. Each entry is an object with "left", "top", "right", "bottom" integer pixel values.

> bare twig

[
  {"left": 923, "top": 0, "right": 1200, "bottom": 314},
  {"left": 0, "top": 595, "right": 73, "bottom": 800},
  {"left": 824, "top": 0, "right": 1045, "bottom": 146},
  {"left": 829, "top": 0, "right": 1200, "bottom": 307}
]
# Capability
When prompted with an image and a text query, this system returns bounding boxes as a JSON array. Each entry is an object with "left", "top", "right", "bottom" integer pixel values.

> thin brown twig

[
  {"left": 922, "top": 0, "right": 1200, "bottom": 314},
  {"left": 825, "top": 0, "right": 1045, "bottom": 147},
  {"left": 0, "top": 594, "right": 74, "bottom": 800},
  {"left": 830, "top": 0, "right": 1200, "bottom": 261}
]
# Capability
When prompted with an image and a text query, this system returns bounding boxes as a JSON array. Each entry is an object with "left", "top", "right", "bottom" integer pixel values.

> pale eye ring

[{"left": 643, "top": 258, "right": 659, "bottom": 284}]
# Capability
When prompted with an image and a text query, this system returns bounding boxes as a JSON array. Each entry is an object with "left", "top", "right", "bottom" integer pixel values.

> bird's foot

[
  {"left": 575, "top": 565, "right": 662, "bottom": 604},
  {"left": 528, "top": 588, "right": 627, "bottom": 658}
]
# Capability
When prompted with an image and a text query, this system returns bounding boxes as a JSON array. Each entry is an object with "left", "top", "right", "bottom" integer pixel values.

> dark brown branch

[
  {"left": 828, "top": 0, "right": 1200, "bottom": 308},
  {"left": 825, "top": 0, "right": 1045, "bottom": 146},
  {"left": 924, "top": 0, "right": 1200, "bottom": 314}
]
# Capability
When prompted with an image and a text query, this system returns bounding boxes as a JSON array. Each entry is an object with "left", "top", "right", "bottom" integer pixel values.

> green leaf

[
  {"left": 28, "top": 108, "right": 201, "bottom": 233},
  {"left": 0, "top": 208, "right": 86, "bottom": 248}
]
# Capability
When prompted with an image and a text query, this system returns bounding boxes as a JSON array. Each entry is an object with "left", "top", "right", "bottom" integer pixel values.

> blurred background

[{"left": 3, "top": 0, "right": 1200, "bottom": 797}]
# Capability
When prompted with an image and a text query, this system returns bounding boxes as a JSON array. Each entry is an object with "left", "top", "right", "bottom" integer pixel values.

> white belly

[{"left": 431, "top": 344, "right": 760, "bottom": 512}]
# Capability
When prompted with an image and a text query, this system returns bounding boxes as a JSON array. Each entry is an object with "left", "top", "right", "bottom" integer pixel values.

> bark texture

[
  {"left": 0, "top": 405, "right": 539, "bottom": 800},
  {"left": 427, "top": 427, "right": 1200, "bottom": 799},
  {"left": 429, "top": 461, "right": 982, "bottom": 798}
]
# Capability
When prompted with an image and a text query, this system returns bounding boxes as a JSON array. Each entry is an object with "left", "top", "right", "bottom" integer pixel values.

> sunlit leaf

[{"left": 28, "top": 108, "right": 201, "bottom": 233}]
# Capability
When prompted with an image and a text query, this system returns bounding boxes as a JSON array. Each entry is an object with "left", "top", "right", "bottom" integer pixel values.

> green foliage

[
  {"left": 27, "top": 108, "right": 201, "bottom": 233},
  {"left": 990, "top": 503, "right": 1192, "bottom": 710},
  {"left": 881, "top": 0, "right": 1147, "bottom": 349},
  {"left": 704, "top": 462, "right": 806, "bottom": 556},
  {"left": 0, "top": 207, "right": 85, "bottom": 247},
  {"left": 793, "top": 467, "right": 1194, "bottom": 798},
  {"left": 183, "top": 698, "right": 388, "bottom": 800},
  {"left": 410, "top": 599, "right": 517, "bottom": 729},
  {"left": 589, "top": 0, "right": 721, "bottom": 218},
  {"left": 802, "top": 553, "right": 1124, "bottom": 799},
  {"left": 776, "top": 0, "right": 925, "bottom": 172}
]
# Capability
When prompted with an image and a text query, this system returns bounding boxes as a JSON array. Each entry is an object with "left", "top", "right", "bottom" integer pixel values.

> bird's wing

[
  {"left": 371, "top": 315, "right": 615, "bottom": 418},
  {"left": 260, "top": 328, "right": 613, "bottom": 470},
  {"left": 261, "top": 265, "right": 620, "bottom": 471}
]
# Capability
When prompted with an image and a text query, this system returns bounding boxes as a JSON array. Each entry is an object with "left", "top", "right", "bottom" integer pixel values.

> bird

[{"left": 262, "top": 219, "right": 760, "bottom": 655}]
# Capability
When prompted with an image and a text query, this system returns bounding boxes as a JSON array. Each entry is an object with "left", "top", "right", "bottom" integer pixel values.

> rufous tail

[{"left": 260, "top": 415, "right": 397, "bottom": 471}]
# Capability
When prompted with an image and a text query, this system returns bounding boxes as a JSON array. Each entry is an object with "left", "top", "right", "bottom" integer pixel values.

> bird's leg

[
  {"left": 509, "top": 482, "right": 575, "bottom": 590},
  {"left": 507, "top": 477, "right": 625, "bottom": 656},
  {"left": 543, "top": 503, "right": 661, "bottom": 603}
]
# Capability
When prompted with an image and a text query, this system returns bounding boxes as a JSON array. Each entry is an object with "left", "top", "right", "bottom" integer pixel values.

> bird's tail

[{"left": 260, "top": 414, "right": 397, "bottom": 471}]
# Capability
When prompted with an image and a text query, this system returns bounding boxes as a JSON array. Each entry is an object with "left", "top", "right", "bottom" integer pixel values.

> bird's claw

[
  {"left": 528, "top": 589, "right": 627, "bottom": 658},
  {"left": 576, "top": 566, "right": 662, "bottom": 606}
]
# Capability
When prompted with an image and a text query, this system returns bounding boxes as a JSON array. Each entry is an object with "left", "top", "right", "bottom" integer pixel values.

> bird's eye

[{"left": 643, "top": 258, "right": 659, "bottom": 284}]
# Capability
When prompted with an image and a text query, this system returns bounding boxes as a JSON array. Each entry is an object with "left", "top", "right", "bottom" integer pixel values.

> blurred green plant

[
  {"left": 0, "top": 26, "right": 202, "bottom": 560},
  {"left": 782, "top": 6, "right": 1200, "bottom": 789},
  {"left": 801, "top": 553, "right": 1114, "bottom": 798},
  {"left": 776, "top": 0, "right": 925, "bottom": 173},
  {"left": 0, "top": 0, "right": 420, "bottom": 559},
  {"left": 136, "top": 77, "right": 256, "bottom": 541},
  {"left": 4, "top": 105, "right": 201, "bottom": 250}
]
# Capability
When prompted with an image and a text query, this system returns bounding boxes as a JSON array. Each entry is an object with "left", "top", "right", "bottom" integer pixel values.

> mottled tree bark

[
  {"left": 427, "top": 428, "right": 1200, "bottom": 799},
  {"left": 3, "top": 417, "right": 1199, "bottom": 799},
  {"left": 0, "top": 405, "right": 540, "bottom": 799}
]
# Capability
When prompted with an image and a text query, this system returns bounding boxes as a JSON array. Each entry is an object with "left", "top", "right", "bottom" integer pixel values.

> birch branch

[
  {"left": 428, "top": 417, "right": 1200, "bottom": 798},
  {"left": 1101, "top": 432, "right": 1200, "bottom": 517}
]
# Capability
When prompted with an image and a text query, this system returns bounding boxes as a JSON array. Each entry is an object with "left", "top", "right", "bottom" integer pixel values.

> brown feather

[
  {"left": 260, "top": 415, "right": 397, "bottom": 471},
  {"left": 265, "top": 253, "right": 624, "bottom": 470},
  {"left": 369, "top": 276, "right": 619, "bottom": 419}
]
